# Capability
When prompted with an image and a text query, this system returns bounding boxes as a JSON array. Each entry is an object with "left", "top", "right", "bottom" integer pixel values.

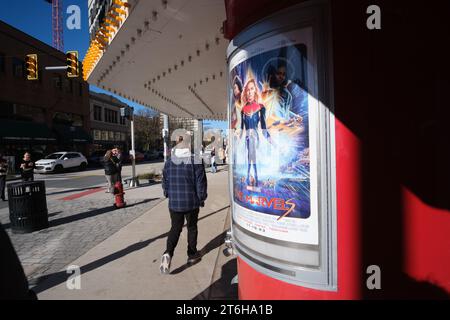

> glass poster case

[{"left": 227, "top": 2, "right": 337, "bottom": 290}]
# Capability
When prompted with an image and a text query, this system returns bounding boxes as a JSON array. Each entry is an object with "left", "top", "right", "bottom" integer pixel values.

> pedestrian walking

[
  {"left": 218, "top": 146, "right": 225, "bottom": 165},
  {"left": 160, "top": 139, "right": 208, "bottom": 274},
  {"left": 0, "top": 154, "right": 8, "bottom": 201},
  {"left": 210, "top": 147, "right": 217, "bottom": 173},
  {"left": 224, "top": 143, "right": 229, "bottom": 165},
  {"left": 19, "top": 152, "right": 34, "bottom": 182},
  {"left": 103, "top": 150, "right": 119, "bottom": 193}
]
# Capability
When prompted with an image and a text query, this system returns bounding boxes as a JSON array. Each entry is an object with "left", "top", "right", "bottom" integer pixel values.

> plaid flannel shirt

[{"left": 162, "top": 152, "right": 207, "bottom": 212}]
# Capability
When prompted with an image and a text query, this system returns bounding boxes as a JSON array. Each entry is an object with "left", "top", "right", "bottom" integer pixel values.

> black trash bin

[{"left": 7, "top": 181, "right": 49, "bottom": 234}]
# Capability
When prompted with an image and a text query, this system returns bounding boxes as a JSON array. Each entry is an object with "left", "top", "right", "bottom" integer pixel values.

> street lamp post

[
  {"left": 163, "top": 114, "right": 169, "bottom": 162},
  {"left": 121, "top": 106, "right": 139, "bottom": 187},
  {"left": 129, "top": 111, "right": 139, "bottom": 187}
]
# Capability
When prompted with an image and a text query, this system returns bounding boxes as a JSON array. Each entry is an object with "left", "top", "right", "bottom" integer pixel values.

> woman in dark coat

[{"left": 103, "top": 150, "right": 118, "bottom": 193}]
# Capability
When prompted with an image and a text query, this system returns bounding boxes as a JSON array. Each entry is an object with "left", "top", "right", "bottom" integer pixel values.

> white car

[{"left": 34, "top": 152, "right": 88, "bottom": 173}]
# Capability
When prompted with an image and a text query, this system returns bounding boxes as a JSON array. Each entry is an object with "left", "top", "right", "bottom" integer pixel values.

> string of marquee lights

[
  {"left": 83, "top": 0, "right": 226, "bottom": 121},
  {"left": 82, "top": 0, "right": 131, "bottom": 81},
  {"left": 95, "top": 3, "right": 170, "bottom": 85},
  {"left": 186, "top": 70, "right": 224, "bottom": 116},
  {"left": 143, "top": 35, "right": 222, "bottom": 87},
  {"left": 140, "top": 34, "right": 224, "bottom": 120}
]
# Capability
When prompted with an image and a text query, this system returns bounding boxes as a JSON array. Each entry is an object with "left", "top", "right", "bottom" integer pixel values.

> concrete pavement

[
  {"left": 1, "top": 179, "right": 165, "bottom": 284},
  {"left": 33, "top": 167, "right": 236, "bottom": 300}
]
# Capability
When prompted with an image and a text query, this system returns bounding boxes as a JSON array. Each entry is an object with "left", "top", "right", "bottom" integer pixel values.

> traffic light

[
  {"left": 25, "top": 54, "right": 38, "bottom": 80},
  {"left": 66, "top": 51, "right": 79, "bottom": 77}
]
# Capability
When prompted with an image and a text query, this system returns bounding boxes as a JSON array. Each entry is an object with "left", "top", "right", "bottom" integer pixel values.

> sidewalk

[
  {"left": 1, "top": 175, "right": 167, "bottom": 284},
  {"left": 33, "top": 168, "right": 236, "bottom": 300}
]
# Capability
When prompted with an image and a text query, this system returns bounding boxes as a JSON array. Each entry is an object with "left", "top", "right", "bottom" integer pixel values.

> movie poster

[{"left": 229, "top": 28, "right": 319, "bottom": 245}]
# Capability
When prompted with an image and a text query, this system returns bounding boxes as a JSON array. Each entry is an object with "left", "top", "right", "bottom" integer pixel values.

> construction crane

[{"left": 44, "top": 0, "right": 64, "bottom": 52}]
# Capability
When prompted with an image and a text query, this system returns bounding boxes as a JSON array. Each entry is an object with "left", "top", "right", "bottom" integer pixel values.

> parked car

[
  {"left": 34, "top": 152, "right": 88, "bottom": 173},
  {"left": 135, "top": 151, "right": 145, "bottom": 162},
  {"left": 88, "top": 150, "right": 107, "bottom": 167},
  {"left": 144, "top": 150, "right": 161, "bottom": 161},
  {"left": 122, "top": 151, "right": 145, "bottom": 163}
]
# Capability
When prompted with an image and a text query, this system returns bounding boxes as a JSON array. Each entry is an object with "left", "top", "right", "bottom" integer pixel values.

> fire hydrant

[{"left": 113, "top": 181, "right": 126, "bottom": 208}]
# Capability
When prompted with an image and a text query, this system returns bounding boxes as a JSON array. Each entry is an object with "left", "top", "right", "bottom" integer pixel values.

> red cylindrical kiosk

[{"left": 225, "top": 0, "right": 450, "bottom": 299}]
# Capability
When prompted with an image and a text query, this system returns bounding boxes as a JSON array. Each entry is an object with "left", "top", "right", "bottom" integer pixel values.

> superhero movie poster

[{"left": 229, "top": 28, "right": 319, "bottom": 245}]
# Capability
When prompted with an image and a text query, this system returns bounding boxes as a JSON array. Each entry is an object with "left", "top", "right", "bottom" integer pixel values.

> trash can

[{"left": 7, "top": 181, "right": 49, "bottom": 234}]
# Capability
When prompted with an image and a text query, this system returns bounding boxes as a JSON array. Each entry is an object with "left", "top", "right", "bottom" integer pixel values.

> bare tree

[{"left": 134, "top": 109, "right": 162, "bottom": 151}]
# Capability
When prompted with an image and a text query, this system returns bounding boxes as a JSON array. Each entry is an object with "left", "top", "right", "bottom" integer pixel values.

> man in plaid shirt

[{"left": 160, "top": 137, "right": 208, "bottom": 274}]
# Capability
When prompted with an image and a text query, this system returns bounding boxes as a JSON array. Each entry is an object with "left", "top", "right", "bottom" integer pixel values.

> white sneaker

[{"left": 160, "top": 253, "right": 171, "bottom": 274}]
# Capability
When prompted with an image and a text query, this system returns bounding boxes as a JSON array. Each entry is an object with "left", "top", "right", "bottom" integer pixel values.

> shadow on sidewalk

[
  {"left": 192, "top": 259, "right": 238, "bottom": 300},
  {"left": 49, "top": 198, "right": 160, "bottom": 228},
  {"left": 170, "top": 230, "right": 228, "bottom": 275},
  {"left": 2, "top": 199, "right": 159, "bottom": 231},
  {"left": 31, "top": 205, "right": 230, "bottom": 294},
  {"left": 46, "top": 187, "right": 104, "bottom": 196}
]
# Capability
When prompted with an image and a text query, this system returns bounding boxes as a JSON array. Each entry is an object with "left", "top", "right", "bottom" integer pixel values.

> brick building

[
  {"left": 89, "top": 91, "right": 130, "bottom": 153},
  {"left": 0, "top": 20, "right": 91, "bottom": 168}
]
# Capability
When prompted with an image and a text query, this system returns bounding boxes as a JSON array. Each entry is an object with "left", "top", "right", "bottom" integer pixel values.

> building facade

[
  {"left": 89, "top": 91, "right": 130, "bottom": 153},
  {"left": 0, "top": 20, "right": 90, "bottom": 168}
]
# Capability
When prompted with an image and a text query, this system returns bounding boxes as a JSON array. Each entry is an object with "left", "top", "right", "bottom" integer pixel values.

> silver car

[{"left": 34, "top": 152, "right": 88, "bottom": 173}]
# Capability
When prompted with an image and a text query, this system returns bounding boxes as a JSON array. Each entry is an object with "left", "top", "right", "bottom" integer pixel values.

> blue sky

[{"left": 0, "top": 0, "right": 227, "bottom": 131}]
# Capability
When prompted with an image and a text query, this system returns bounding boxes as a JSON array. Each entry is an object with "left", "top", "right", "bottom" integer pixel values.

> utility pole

[
  {"left": 163, "top": 114, "right": 169, "bottom": 162},
  {"left": 121, "top": 106, "right": 139, "bottom": 187},
  {"left": 129, "top": 109, "right": 139, "bottom": 187},
  {"left": 195, "top": 119, "right": 203, "bottom": 158}
]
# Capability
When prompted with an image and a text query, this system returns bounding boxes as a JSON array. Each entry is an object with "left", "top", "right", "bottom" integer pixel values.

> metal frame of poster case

[{"left": 227, "top": 0, "right": 337, "bottom": 290}]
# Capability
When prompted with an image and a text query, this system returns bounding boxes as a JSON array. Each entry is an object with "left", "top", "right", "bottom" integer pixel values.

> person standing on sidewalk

[
  {"left": 0, "top": 154, "right": 8, "bottom": 201},
  {"left": 160, "top": 138, "right": 208, "bottom": 274},
  {"left": 112, "top": 147, "right": 123, "bottom": 183},
  {"left": 103, "top": 150, "right": 119, "bottom": 194},
  {"left": 224, "top": 143, "right": 229, "bottom": 165},
  {"left": 19, "top": 152, "right": 34, "bottom": 182}
]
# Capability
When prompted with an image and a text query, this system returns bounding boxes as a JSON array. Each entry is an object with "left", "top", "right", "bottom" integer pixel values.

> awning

[
  {"left": 53, "top": 124, "right": 93, "bottom": 144},
  {"left": 83, "top": 0, "right": 228, "bottom": 120},
  {"left": 0, "top": 119, "right": 57, "bottom": 143}
]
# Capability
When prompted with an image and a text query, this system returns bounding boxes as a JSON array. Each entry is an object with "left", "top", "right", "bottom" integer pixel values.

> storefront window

[
  {"left": 93, "top": 130, "right": 102, "bottom": 141},
  {"left": 94, "top": 105, "right": 102, "bottom": 121},
  {"left": 12, "top": 57, "right": 24, "bottom": 78},
  {"left": 0, "top": 53, "right": 5, "bottom": 73}
]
